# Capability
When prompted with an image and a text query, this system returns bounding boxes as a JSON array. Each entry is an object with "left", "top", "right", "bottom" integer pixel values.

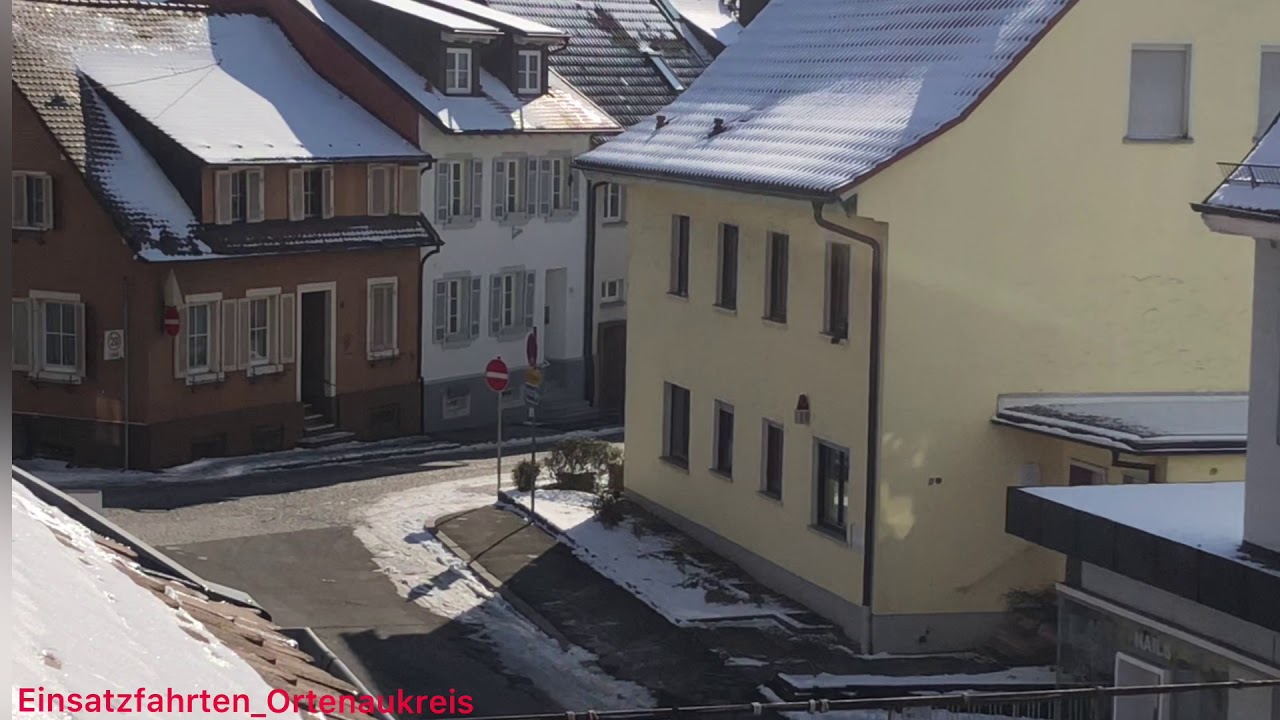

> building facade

[{"left": 579, "top": 0, "right": 1276, "bottom": 652}]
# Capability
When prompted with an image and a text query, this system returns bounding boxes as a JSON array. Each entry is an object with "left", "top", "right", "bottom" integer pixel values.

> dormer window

[
  {"left": 446, "top": 47, "right": 473, "bottom": 94},
  {"left": 517, "top": 50, "right": 542, "bottom": 95}
]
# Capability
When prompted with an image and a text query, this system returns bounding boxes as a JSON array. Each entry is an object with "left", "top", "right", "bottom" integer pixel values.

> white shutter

[
  {"left": 289, "top": 169, "right": 305, "bottom": 221},
  {"left": 280, "top": 293, "right": 296, "bottom": 364},
  {"left": 469, "top": 276, "right": 481, "bottom": 338},
  {"left": 12, "top": 298, "right": 32, "bottom": 371},
  {"left": 1260, "top": 51, "right": 1280, "bottom": 138},
  {"left": 523, "top": 271, "right": 536, "bottom": 329},
  {"left": 433, "top": 279, "right": 448, "bottom": 342},
  {"left": 247, "top": 169, "right": 264, "bottom": 223},
  {"left": 470, "top": 159, "right": 483, "bottom": 220},
  {"left": 13, "top": 174, "right": 27, "bottom": 228},
  {"left": 322, "top": 166, "right": 335, "bottom": 219},
  {"left": 435, "top": 163, "right": 450, "bottom": 222},
  {"left": 492, "top": 159, "right": 507, "bottom": 220},
  {"left": 221, "top": 299, "right": 238, "bottom": 371},
  {"left": 215, "top": 170, "right": 233, "bottom": 225},
  {"left": 538, "top": 159, "right": 552, "bottom": 216},
  {"left": 174, "top": 304, "right": 188, "bottom": 379},
  {"left": 399, "top": 166, "right": 421, "bottom": 216},
  {"left": 40, "top": 175, "right": 54, "bottom": 229},
  {"left": 1128, "top": 48, "right": 1189, "bottom": 139},
  {"left": 489, "top": 275, "right": 501, "bottom": 336},
  {"left": 237, "top": 298, "right": 251, "bottom": 368},
  {"left": 388, "top": 283, "right": 398, "bottom": 353},
  {"left": 525, "top": 159, "right": 539, "bottom": 216}
]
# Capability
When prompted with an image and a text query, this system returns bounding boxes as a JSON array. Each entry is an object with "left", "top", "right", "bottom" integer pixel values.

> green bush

[
  {"left": 543, "top": 438, "right": 622, "bottom": 478},
  {"left": 512, "top": 459, "right": 540, "bottom": 492},
  {"left": 591, "top": 487, "right": 625, "bottom": 528}
]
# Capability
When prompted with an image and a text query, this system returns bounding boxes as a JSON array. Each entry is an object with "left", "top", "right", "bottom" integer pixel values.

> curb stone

[{"left": 427, "top": 511, "right": 574, "bottom": 652}]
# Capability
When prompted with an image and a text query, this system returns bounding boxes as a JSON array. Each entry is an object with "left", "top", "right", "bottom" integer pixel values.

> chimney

[
  {"left": 656, "top": 114, "right": 668, "bottom": 129},
  {"left": 710, "top": 117, "right": 726, "bottom": 136},
  {"left": 737, "top": 0, "right": 770, "bottom": 26}
]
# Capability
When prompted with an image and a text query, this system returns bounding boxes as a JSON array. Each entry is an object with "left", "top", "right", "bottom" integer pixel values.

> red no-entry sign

[
  {"left": 485, "top": 357, "right": 509, "bottom": 392},
  {"left": 163, "top": 306, "right": 181, "bottom": 337}
]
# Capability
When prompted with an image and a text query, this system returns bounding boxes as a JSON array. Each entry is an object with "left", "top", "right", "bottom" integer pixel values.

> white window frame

[
  {"left": 498, "top": 157, "right": 522, "bottom": 220},
  {"left": 1126, "top": 44, "right": 1192, "bottom": 141},
  {"left": 550, "top": 157, "right": 566, "bottom": 212},
  {"left": 29, "top": 290, "right": 82, "bottom": 382},
  {"left": 446, "top": 47, "right": 473, "bottom": 94},
  {"left": 13, "top": 171, "right": 54, "bottom": 230},
  {"left": 367, "top": 277, "right": 399, "bottom": 360},
  {"left": 1259, "top": 48, "right": 1280, "bottom": 140},
  {"left": 517, "top": 49, "right": 542, "bottom": 94},
  {"left": 602, "top": 182, "right": 625, "bottom": 223},
  {"left": 184, "top": 292, "right": 223, "bottom": 384},
  {"left": 1112, "top": 653, "right": 1171, "bottom": 720},
  {"left": 242, "top": 287, "right": 282, "bottom": 376},
  {"left": 600, "top": 278, "right": 625, "bottom": 304},
  {"left": 500, "top": 272, "right": 518, "bottom": 330},
  {"left": 447, "top": 160, "right": 466, "bottom": 221},
  {"left": 443, "top": 386, "right": 472, "bottom": 419},
  {"left": 367, "top": 164, "right": 398, "bottom": 216}
]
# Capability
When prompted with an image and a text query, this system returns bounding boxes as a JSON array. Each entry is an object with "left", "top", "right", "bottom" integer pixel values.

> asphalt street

[{"left": 103, "top": 456, "right": 563, "bottom": 718}]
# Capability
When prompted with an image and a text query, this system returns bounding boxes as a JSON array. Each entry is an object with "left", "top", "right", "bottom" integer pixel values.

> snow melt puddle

[{"left": 351, "top": 475, "right": 655, "bottom": 710}]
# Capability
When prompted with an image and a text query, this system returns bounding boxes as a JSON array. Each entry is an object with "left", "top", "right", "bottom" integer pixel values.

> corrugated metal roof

[
  {"left": 297, "top": 0, "right": 619, "bottom": 133},
  {"left": 482, "top": 0, "right": 710, "bottom": 127},
  {"left": 1203, "top": 117, "right": 1280, "bottom": 218},
  {"left": 577, "top": 0, "right": 1075, "bottom": 197}
]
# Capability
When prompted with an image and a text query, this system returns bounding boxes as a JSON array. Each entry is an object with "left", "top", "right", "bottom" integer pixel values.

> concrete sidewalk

[{"left": 432, "top": 506, "right": 759, "bottom": 707}]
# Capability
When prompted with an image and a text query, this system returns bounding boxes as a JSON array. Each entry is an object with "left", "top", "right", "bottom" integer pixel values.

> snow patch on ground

[
  {"left": 351, "top": 475, "right": 655, "bottom": 710},
  {"left": 506, "top": 488, "right": 796, "bottom": 625},
  {"left": 12, "top": 482, "right": 287, "bottom": 718}
]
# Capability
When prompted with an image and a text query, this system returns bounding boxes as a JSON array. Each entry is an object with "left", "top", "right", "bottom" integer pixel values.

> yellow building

[{"left": 578, "top": 0, "right": 1277, "bottom": 653}]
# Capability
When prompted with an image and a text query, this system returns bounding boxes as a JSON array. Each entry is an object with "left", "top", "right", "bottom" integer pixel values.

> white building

[
  {"left": 296, "top": 0, "right": 619, "bottom": 432},
  {"left": 1006, "top": 118, "right": 1280, "bottom": 720}
]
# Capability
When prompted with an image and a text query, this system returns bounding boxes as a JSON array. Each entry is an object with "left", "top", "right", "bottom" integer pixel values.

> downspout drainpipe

[
  {"left": 122, "top": 276, "right": 130, "bottom": 471},
  {"left": 583, "top": 177, "right": 609, "bottom": 405},
  {"left": 416, "top": 161, "right": 442, "bottom": 434},
  {"left": 812, "top": 200, "right": 884, "bottom": 653}
]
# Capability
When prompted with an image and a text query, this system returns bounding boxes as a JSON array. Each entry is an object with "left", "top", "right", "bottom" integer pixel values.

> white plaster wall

[
  {"left": 594, "top": 214, "right": 629, "bottom": 326},
  {"left": 418, "top": 120, "right": 591, "bottom": 382},
  {"left": 1245, "top": 238, "right": 1280, "bottom": 554}
]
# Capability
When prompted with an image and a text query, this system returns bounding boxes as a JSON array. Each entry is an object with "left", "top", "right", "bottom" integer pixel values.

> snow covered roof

[
  {"left": 481, "top": 0, "right": 710, "bottom": 128},
  {"left": 993, "top": 392, "right": 1248, "bottom": 455},
  {"left": 298, "top": 0, "right": 619, "bottom": 134},
  {"left": 12, "top": 478, "right": 377, "bottom": 720},
  {"left": 667, "top": 0, "right": 742, "bottom": 49},
  {"left": 1200, "top": 116, "right": 1280, "bottom": 219},
  {"left": 576, "top": 0, "right": 1075, "bottom": 198},
  {"left": 417, "top": 0, "right": 567, "bottom": 38},
  {"left": 359, "top": 0, "right": 504, "bottom": 34}
]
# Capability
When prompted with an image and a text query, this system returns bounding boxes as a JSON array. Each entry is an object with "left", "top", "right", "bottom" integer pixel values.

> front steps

[{"left": 297, "top": 403, "right": 355, "bottom": 449}]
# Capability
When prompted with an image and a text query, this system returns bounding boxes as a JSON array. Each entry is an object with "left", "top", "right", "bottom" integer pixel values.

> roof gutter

[
  {"left": 811, "top": 200, "right": 884, "bottom": 653},
  {"left": 573, "top": 160, "right": 832, "bottom": 204}
]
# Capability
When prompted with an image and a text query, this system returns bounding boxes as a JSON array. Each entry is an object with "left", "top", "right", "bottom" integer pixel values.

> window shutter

[
  {"left": 1128, "top": 48, "right": 1188, "bottom": 139},
  {"left": 433, "top": 280, "right": 447, "bottom": 342},
  {"left": 523, "top": 271, "right": 536, "bottom": 329},
  {"left": 280, "top": 293, "right": 296, "bottom": 364},
  {"left": 13, "top": 174, "right": 27, "bottom": 228},
  {"left": 538, "top": 159, "right": 552, "bottom": 216},
  {"left": 469, "top": 276, "right": 482, "bottom": 338},
  {"left": 492, "top": 159, "right": 507, "bottom": 220},
  {"left": 247, "top": 169, "right": 264, "bottom": 223},
  {"left": 388, "top": 283, "right": 398, "bottom": 352},
  {"left": 221, "top": 299, "right": 238, "bottom": 371},
  {"left": 619, "top": 186, "right": 628, "bottom": 221},
  {"left": 215, "top": 170, "right": 233, "bottom": 225},
  {"left": 525, "top": 159, "right": 538, "bottom": 216},
  {"left": 470, "top": 159, "right": 483, "bottom": 220},
  {"left": 237, "top": 298, "right": 251, "bottom": 368},
  {"left": 12, "top": 298, "right": 31, "bottom": 371},
  {"left": 435, "top": 163, "right": 449, "bottom": 222},
  {"left": 288, "top": 169, "right": 305, "bottom": 221},
  {"left": 174, "top": 305, "right": 188, "bottom": 379},
  {"left": 399, "top": 166, "right": 420, "bottom": 216},
  {"left": 368, "top": 166, "right": 381, "bottom": 216},
  {"left": 489, "top": 275, "right": 501, "bottom": 336},
  {"left": 1260, "top": 51, "right": 1280, "bottom": 138},
  {"left": 322, "top": 166, "right": 335, "bottom": 219},
  {"left": 366, "top": 283, "right": 376, "bottom": 359},
  {"left": 72, "top": 301, "right": 86, "bottom": 378},
  {"left": 569, "top": 167, "right": 580, "bottom": 214},
  {"left": 41, "top": 175, "right": 54, "bottom": 229}
]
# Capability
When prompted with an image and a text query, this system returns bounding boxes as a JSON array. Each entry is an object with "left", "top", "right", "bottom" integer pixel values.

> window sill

[
  {"left": 820, "top": 330, "right": 849, "bottom": 346},
  {"left": 545, "top": 212, "right": 577, "bottom": 224},
  {"left": 185, "top": 371, "right": 225, "bottom": 386},
  {"left": 367, "top": 349, "right": 400, "bottom": 362},
  {"left": 247, "top": 363, "right": 284, "bottom": 377},
  {"left": 762, "top": 316, "right": 787, "bottom": 328},
  {"left": 713, "top": 303, "right": 738, "bottom": 316},
  {"left": 601, "top": 219, "right": 627, "bottom": 227},
  {"left": 442, "top": 218, "right": 478, "bottom": 230},
  {"left": 659, "top": 456, "right": 690, "bottom": 473},
  {"left": 13, "top": 224, "right": 51, "bottom": 232},
  {"left": 708, "top": 467, "right": 733, "bottom": 482},
  {"left": 808, "top": 523, "right": 851, "bottom": 547},
  {"left": 667, "top": 291, "right": 689, "bottom": 301},
  {"left": 600, "top": 299, "right": 626, "bottom": 309},
  {"left": 440, "top": 337, "right": 476, "bottom": 350},
  {"left": 1122, "top": 135, "right": 1194, "bottom": 144},
  {"left": 33, "top": 370, "right": 82, "bottom": 385},
  {"left": 498, "top": 214, "right": 530, "bottom": 227},
  {"left": 759, "top": 489, "right": 782, "bottom": 504}
]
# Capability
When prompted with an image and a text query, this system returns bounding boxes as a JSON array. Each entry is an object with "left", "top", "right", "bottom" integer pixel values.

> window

[
  {"left": 1260, "top": 50, "right": 1280, "bottom": 139},
  {"left": 234, "top": 290, "right": 289, "bottom": 374},
  {"left": 600, "top": 279, "right": 625, "bottom": 303},
  {"left": 14, "top": 294, "right": 84, "bottom": 380},
  {"left": 550, "top": 158, "right": 565, "bottom": 211},
  {"left": 825, "top": 242, "right": 851, "bottom": 338},
  {"left": 815, "top": 441, "right": 849, "bottom": 532},
  {"left": 670, "top": 215, "right": 690, "bottom": 296},
  {"left": 1068, "top": 461, "right": 1107, "bottom": 486},
  {"left": 762, "top": 421, "right": 784, "bottom": 499},
  {"left": 435, "top": 159, "right": 482, "bottom": 224},
  {"left": 215, "top": 168, "right": 263, "bottom": 224},
  {"left": 603, "top": 183, "right": 625, "bottom": 223},
  {"left": 1127, "top": 46, "right": 1191, "bottom": 140},
  {"left": 1121, "top": 468, "right": 1153, "bottom": 484},
  {"left": 663, "top": 382, "right": 691, "bottom": 467},
  {"left": 289, "top": 166, "right": 332, "bottom": 220},
  {"left": 492, "top": 157, "right": 524, "bottom": 221},
  {"left": 247, "top": 297, "right": 271, "bottom": 365},
  {"left": 12, "top": 171, "right": 53, "bottom": 230},
  {"left": 712, "top": 401, "right": 734, "bottom": 477},
  {"left": 43, "top": 301, "right": 78, "bottom": 371},
  {"left": 368, "top": 164, "right": 397, "bottom": 216},
  {"left": 368, "top": 278, "right": 398, "bottom": 359},
  {"left": 765, "top": 232, "right": 789, "bottom": 322},
  {"left": 489, "top": 270, "right": 535, "bottom": 337},
  {"left": 443, "top": 386, "right": 472, "bottom": 419},
  {"left": 303, "top": 169, "right": 324, "bottom": 218},
  {"left": 433, "top": 275, "right": 482, "bottom": 344},
  {"left": 446, "top": 47, "right": 473, "bottom": 94},
  {"left": 716, "top": 224, "right": 739, "bottom": 310},
  {"left": 517, "top": 50, "right": 541, "bottom": 94},
  {"left": 186, "top": 302, "right": 215, "bottom": 374}
]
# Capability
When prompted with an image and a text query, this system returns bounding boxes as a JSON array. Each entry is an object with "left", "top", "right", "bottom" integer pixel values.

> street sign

[
  {"left": 485, "top": 357, "right": 509, "bottom": 392},
  {"left": 524, "top": 383, "right": 541, "bottom": 407},
  {"left": 526, "top": 328, "right": 538, "bottom": 367},
  {"left": 103, "top": 329, "right": 125, "bottom": 361},
  {"left": 524, "top": 367, "right": 542, "bottom": 388}
]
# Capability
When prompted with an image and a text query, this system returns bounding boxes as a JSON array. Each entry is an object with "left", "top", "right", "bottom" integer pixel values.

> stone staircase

[{"left": 297, "top": 402, "right": 355, "bottom": 449}]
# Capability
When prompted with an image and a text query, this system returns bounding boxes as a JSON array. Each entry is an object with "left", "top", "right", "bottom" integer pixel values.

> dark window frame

[
  {"left": 762, "top": 420, "right": 784, "bottom": 499},
  {"left": 670, "top": 215, "right": 690, "bottom": 297},
  {"left": 716, "top": 223, "right": 739, "bottom": 310},
  {"left": 765, "top": 232, "right": 789, "bottom": 322},
  {"left": 825, "top": 242, "right": 851, "bottom": 338},
  {"left": 815, "top": 440, "right": 849, "bottom": 533},
  {"left": 663, "top": 382, "right": 691, "bottom": 467},
  {"left": 712, "top": 401, "right": 734, "bottom": 477}
]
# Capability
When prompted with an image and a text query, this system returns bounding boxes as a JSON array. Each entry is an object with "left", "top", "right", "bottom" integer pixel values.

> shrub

[
  {"left": 512, "top": 459, "right": 540, "bottom": 492},
  {"left": 543, "top": 438, "right": 622, "bottom": 479},
  {"left": 591, "top": 487, "right": 625, "bottom": 528}
]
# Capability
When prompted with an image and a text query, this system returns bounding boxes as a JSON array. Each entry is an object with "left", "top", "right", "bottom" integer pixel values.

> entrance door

[
  {"left": 300, "top": 291, "right": 328, "bottom": 404},
  {"left": 544, "top": 268, "right": 568, "bottom": 360},
  {"left": 1114, "top": 653, "right": 1169, "bottom": 720},
  {"left": 597, "top": 321, "right": 626, "bottom": 414}
]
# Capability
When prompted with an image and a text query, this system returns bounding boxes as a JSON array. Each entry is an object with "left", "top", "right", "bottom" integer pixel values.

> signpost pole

[
  {"left": 529, "top": 406, "right": 536, "bottom": 520},
  {"left": 486, "top": 356, "right": 510, "bottom": 499},
  {"left": 496, "top": 393, "right": 503, "bottom": 497},
  {"left": 525, "top": 330, "right": 541, "bottom": 520}
]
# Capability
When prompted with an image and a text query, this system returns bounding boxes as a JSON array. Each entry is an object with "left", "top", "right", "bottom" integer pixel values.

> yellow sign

[{"left": 525, "top": 368, "right": 543, "bottom": 387}]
